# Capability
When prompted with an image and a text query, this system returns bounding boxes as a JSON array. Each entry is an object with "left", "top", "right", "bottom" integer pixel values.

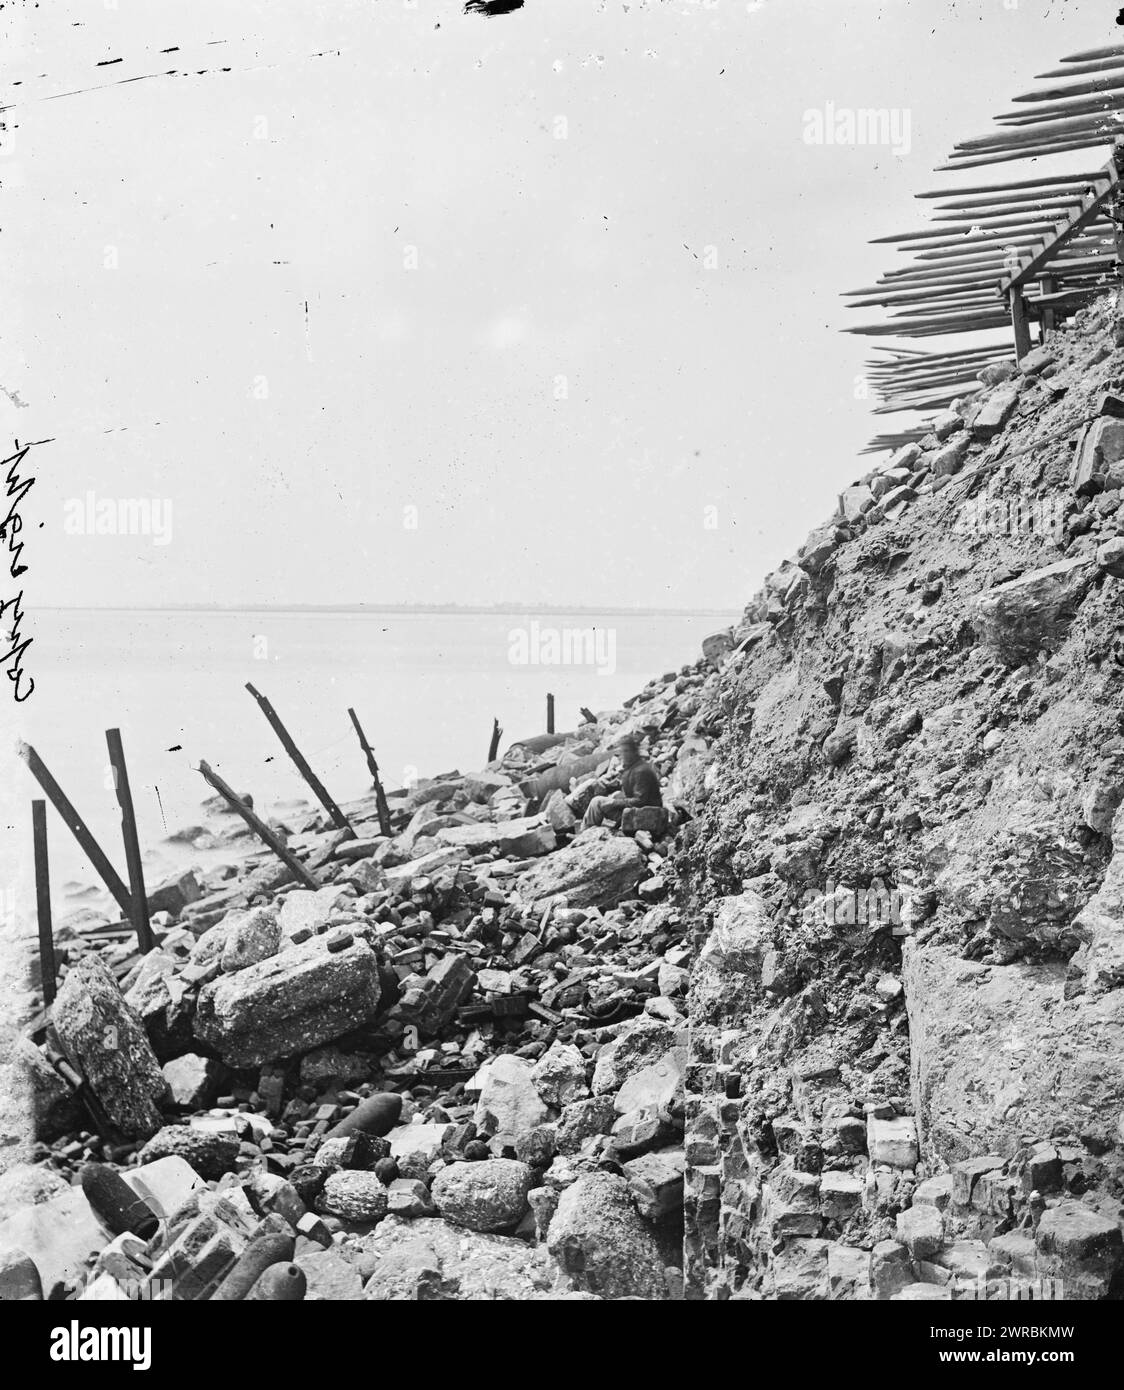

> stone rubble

[
  {"left": 678, "top": 295, "right": 1124, "bottom": 1301},
  {"left": 9, "top": 295, "right": 1124, "bottom": 1302},
  {"left": 5, "top": 647, "right": 717, "bottom": 1301}
]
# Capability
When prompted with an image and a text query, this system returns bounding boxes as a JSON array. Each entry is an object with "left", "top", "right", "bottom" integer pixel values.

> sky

[{"left": 0, "top": 0, "right": 1114, "bottom": 610}]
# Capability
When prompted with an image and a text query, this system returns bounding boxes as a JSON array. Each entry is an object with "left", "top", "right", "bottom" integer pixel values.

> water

[{"left": 8, "top": 607, "right": 728, "bottom": 908}]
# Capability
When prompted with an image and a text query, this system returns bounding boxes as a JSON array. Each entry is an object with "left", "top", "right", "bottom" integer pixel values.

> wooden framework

[{"left": 848, "top": 42, "right": 1124, "bottom": 450}]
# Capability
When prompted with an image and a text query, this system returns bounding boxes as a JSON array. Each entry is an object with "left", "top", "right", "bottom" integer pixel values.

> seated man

[{"left": 581, "top": 734, "right": 662, "bottom": 830}]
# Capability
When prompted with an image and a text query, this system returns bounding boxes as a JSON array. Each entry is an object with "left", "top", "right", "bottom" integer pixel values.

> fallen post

[
  {"left": 196, "top": 759, "right": 320, "bottom": 889},
  {"left": 44, "top": 1047, "right": 115, "bottom": 1137},
  {"left": 105, "top": 728, "right": 155, "bottom": 954},
  {"left": 17, "top": 741, "right": 133, "bottom": 920},
  {"left": 31, "top": 800, "right": 56, "bottom": 1006},
  {"left": 245, "top": 683, "right": 355, "bottom": 837},
  {"left": 346, "top": 707, "right": 392, "bottom": 837}
]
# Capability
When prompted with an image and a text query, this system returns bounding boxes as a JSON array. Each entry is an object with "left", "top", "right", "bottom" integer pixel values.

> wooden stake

[
  {"left": 245, "top": 684, "right": 354, "bottom": 837},
  {"left": 105, "top": 728, "right": 155, "bottom": 954},
  {"left": 488, "top": 718, "right": 502, "bottom": 763},
  {"left": 1060, "top": 44, "right": 1124, "bottom": 64},
  {"left": 17, "top": 741, "right": 133, "bottom": 920},
  {"left": 1013, "top": 75, "right": 1124, "bottom": 104},
  {"left": 32, "top": 800, "right": 56, "bottom": 1006},
  {"left": 1037, "top": 58, "right": 1124, "bottom": 80},
  {"left": 937, "top": 137, "right": 1118, "bottom": 171},
  {"left": 1009, "top": 289, "right": 1032, "bottom": 359},
  {"left": 546, "top": 693, "right": 555, "bottom": 735},
  {"left": 196, "top": 760, "right": 319, "bottom": 889},
  {"left": 346, "top": 707, "right": 392, "bottom": 837},
  {"left": 915, "top": 173, "right": 1103, "bottom": 198},
  {"left": 933, "top": 193, "right": 1088, "bottom": 213}
]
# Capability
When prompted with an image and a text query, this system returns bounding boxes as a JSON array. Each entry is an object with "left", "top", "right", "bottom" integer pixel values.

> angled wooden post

[
  {"left": 196, "top": 760, "right": 320, "bottom": 889},
  {"left": 105, "top": 728, "right": 155, "bottom": 954},
  {"left": 32, "top": 800, "right": 56, "bottom": 1006},
  {"left": 347, "top": 707, "right": 392, "bottom": 837},
  {"left": 546, "top": 692, "right": 555, "bottom": 735},
  {"left": 17, "top": 741, "right": 133, "bottom": 920},
  {"left": 1009, "top": 289, "right": 1032, "bottom": 360},
  {"left": 245, "top": 683, "right": 355, "bottom": 837},
  {"left": 488, "top": 718, "right": 502, "bottom": 763}
]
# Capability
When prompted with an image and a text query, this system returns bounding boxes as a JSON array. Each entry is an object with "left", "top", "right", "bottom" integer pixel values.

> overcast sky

[{"left": 1, "top": 0, "right": 1111, "bottom": 609}]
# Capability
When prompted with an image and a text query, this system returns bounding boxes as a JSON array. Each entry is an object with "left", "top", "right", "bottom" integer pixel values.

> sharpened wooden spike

[
  {"left": 916, "top": 172, "right": 1103, "bottom": 198},
  {"left": 928, "top": 210, "right": 1086, "bottom": 230},
  {"left": 1012, "top": 75, "right": 1124, "bottom": 104},
  {"left": 931, "top": 194, "right": 1086, "bottom": 214},
  {"left": 951, "top": 128, "right": 1119, "bottom": 156},
  {"left": 962, "top": 116, "right": 1122, "bottom": 145},
  {"left": 871, "top": 220, "right": 1055, "bottom": 244},
  {"left": 1037, "top": 58, "right": 1124, "bottom": 80},
  {"left": 995, "top": 92, "right": 1124, "bottom": 122},
  {"left": 990, "top": 109, "right": 1124, "bottom": 136},
  {"left": 898, "top": 225, "right": 1085, "bottom": 253},
  {"left": 844, "top": 313, "right": 1011, "bottom": 335},
  {"left": 1061, "top": 44, "right": 1124, "bottom": 66},
  {"left": 937, "top": 136, "right": 1119, "bottom": 170}
]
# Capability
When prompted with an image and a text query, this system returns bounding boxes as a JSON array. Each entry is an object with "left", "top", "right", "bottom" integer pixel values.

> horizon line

[{"left": 36, "top": 601, "right": 744, "bottom": 616}]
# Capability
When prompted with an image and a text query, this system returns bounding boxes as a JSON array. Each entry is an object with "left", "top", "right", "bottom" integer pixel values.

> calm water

[{"left": 6, "top": 607, "right": 727, "bottom": 906}]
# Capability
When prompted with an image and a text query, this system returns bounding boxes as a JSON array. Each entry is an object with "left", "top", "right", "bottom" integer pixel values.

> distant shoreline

[{"left": 38, "top": 604, "right": 743, "bottom": 618}]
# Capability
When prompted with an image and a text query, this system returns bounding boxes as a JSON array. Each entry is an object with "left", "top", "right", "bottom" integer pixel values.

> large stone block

[
  {"left": 546, "top": 1172, "right": 668, "bottom": 1299},
  {"left": 971, "top": 385, "right": 1019, "bottom": 441},
  {"left": 1071, "top": 416, "right": 1124, "bottom": 493},
  {"left": 146, "top": 869, "right": 202, "bottom": 918},
  {"left": 472, "top": 1054, "right": 550, "bottom": 1136},
  {"left": 430, "top": 1159, "right": 533, "bottom": 1232},
  {"left": 905, "top": 940, "right": 1124, "bottom": 1164},
  {"left": 515, "top": 832, "right": 646, "bottom": 910},
  {"left": 193, "top": 935, "right": 382, "bottom": 1066},
  {"left": 972, "top": 557, "right": 1093, "bottom": 666},
  {"left": 437, "top": 816, "right": 556, "bottom": 859},
  {"left": 50, "top": 955, "right": 167, "bottom": 1141},
  {"left": 359, "top": 1215, "right": 554, "bottom": 1300}
]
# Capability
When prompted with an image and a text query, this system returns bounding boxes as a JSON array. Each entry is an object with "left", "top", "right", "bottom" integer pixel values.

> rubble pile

[
  {"left": 10, "top": 296, "right": 1124, "bottom": 1302},
  {"left": 1, "top": 656, "right": 723, "bottom": 1301},
  {"left": 679, "top": 294, "right": 1124, "bottom": 1300}
]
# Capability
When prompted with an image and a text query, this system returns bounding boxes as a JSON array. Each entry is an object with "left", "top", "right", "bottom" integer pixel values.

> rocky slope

[{"left": 679, "top": 293, "right": 1124, "bottom": 1301}]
